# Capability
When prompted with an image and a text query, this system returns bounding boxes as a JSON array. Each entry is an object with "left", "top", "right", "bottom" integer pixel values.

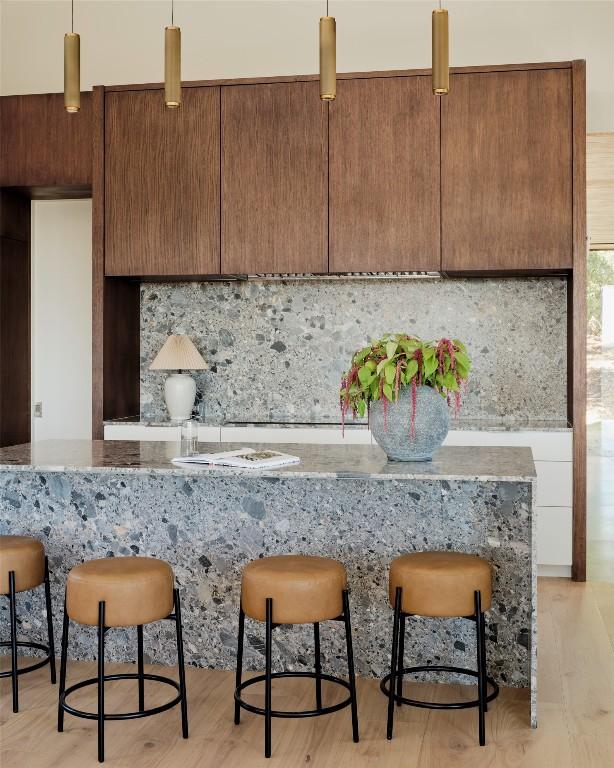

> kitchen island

[{"left": 0, "top": 440, "right": 537, "bottom": 723}]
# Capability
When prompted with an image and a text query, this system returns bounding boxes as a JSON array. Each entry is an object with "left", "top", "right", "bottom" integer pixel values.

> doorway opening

[{"left": 587, "top": 249, "right": 614, "bottom": 580}]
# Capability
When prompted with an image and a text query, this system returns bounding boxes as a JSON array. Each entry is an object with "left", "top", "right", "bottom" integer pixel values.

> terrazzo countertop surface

[
  {"left": 103, "top": 416, "right": 572, "bottom": 432},
  {"left": 0, "top": 440, "right": 536, "bottom": 481}
]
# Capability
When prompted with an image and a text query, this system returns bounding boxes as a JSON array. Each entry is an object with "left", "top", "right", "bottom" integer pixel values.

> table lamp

[{"left": 149, "top": 334, "right": 208, "bottom": 422}]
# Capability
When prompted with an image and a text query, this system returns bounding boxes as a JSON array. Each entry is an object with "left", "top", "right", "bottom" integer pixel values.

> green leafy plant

[{"left": 340, "top": 333, "right": 471, "bottom": 434}]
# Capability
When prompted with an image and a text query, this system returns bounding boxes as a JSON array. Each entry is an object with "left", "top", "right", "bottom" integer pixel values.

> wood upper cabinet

[
  {"left": 221, "top": 81, "right": 327, "bottom": 274},
  {"left": 0, "top": 92, "right": 92, "bottom": 190},
  {"left": 441, "top": 68, "right": 573, "bottom": 271},
  {"left": 105, "top": 87, "right": 220, "bottom": 277},
  {"left": 329, "top": 76, "right": 440, "bottom": 272}
]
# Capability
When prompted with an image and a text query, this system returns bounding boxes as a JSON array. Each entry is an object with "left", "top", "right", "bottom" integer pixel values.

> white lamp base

[{"left": 164, "top": 373, "right": 196, "bottom": 422}]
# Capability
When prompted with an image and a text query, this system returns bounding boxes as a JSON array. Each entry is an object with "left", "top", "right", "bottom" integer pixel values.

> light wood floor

[{"left": 2, "top": 578, "right": 614, "bottom": 768}]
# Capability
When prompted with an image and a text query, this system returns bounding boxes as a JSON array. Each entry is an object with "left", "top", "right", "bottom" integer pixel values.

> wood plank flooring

[{"left": 2, "top": 578, "right": 614, "bottom": 767}]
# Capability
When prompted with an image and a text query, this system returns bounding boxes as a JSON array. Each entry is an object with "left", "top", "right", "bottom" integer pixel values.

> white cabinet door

[
  {"left": 443, "top": 429, "right": 572, "bottom": 461},
  {"left": 219, "top": 426, "right": 372, "bottom": 445},
  {"left": 537, "top": 507, "right": 573, "bottom": 566},
  {"left": 104, "top": 425, "right": 181, "bottom": 441}
]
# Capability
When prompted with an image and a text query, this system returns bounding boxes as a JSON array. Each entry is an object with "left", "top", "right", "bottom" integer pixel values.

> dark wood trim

[
  {"left": 92, "top": 86, "right": 105, "bottom": 439},
  {"left": 571, "top": 60, "right": 587, "bottom": 582},
  {"left": 102, "top": 61, "right": 573, "bottom": 93},
  {"left": 442, "top": 269, "right": 572, "bottom": 279}
]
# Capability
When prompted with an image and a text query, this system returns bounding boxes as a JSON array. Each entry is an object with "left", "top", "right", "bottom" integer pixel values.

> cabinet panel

[
  {"left": 0, "top": 92, "right": 92, "bottom": 189},
  {"left": 105, "top": 87, "right": 220, "bottom": 277},
  {"left": 0, "top": 238, "right": 30, "bottom": 448},
  {"left": 221, "top": 81, "right": 327, "bottom": 275},
  {"left": 329, "top": 76, "right": 440, "bottom": 272},
  {"left": 441, "top": 68, "right": 573, "bottom": 271}
]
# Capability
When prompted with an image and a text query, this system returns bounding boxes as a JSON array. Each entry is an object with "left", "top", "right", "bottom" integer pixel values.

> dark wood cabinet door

[
  {"left": 221, "top": 81, "right": 327, "bottom": 274},
  {"left": 105, "top": 87, "right": 220, "bottom": 277},
  {"left": 0, "top": 92, "right": 92, "bottom": 191},
  {"left": 329, "top": 76, "right": 440, "bottom": 273},
  {"left": 441, "top": 68, "right": 573, "bottom": 271}
]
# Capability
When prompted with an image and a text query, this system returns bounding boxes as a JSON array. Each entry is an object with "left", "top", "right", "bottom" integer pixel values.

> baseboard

[{"left": 538, "top": 564, "right": 572, "bottom": 578}]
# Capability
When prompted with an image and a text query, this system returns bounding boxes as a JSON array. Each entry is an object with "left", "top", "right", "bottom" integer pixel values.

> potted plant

[{"left": 340, "top": 333, "right": 471, "bottom": 461}]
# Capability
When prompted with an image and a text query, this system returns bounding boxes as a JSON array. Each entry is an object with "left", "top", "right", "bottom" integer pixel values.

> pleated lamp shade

[{"left": 149, "top": 335, "right": 208, "bottom": 371}]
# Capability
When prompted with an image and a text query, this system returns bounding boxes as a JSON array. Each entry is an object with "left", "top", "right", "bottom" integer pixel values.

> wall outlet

[{"left": 33, "top": 402, "right": 43, "bottom": 418}]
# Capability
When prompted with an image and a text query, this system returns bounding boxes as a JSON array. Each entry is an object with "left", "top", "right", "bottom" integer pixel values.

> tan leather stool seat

[
  {"left": 66, "top": 556, "right": 174, "bottom": 628},
  {"left": 389, "top": 552, "right": 492, "bottom": 618},
  {"left": 0, "top": 535, "right": 45, "bottom": 595},
  {"left": 241, "top": 555, "right": 347, "bottom": 624}
]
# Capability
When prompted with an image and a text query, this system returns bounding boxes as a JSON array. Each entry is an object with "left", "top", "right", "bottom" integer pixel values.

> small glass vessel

[{"left": 181, "top": 419, "right": 199, "bottom": 457}]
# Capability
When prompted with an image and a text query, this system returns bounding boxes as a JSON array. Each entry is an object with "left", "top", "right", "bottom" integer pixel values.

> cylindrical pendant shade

[
  {"left": 165, "top": 25, "right": 181, "bottom": 108},
  {"left": 64, "top": 32, "right": 80, "bottom": 113},
  {"left": 319, "top": 16, "right": 336, "bottom": 101},
  {"left": 432, "top": 9, "right": 449, "bottom": 95}
]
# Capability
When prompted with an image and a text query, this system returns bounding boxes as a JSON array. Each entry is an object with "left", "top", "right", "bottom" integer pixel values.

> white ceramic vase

[{"left": 164, "top": 373, "right": 196, "bottom": 422}]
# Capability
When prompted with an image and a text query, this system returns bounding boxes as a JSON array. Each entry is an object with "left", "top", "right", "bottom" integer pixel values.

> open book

[{"left": 172, "top": 447, "right": 301, "bottom": 469}]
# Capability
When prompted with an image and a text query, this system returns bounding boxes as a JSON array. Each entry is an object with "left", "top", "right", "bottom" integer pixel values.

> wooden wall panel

[
  {"left": 91, "top": 87, "right": 140, "bottom": 439},
  {"left": 0, "top": 191, "right": 30, "bottom": 447},
  {"left": 221, "top": 81, "right": 327, "bottom": 275},
  {"left": 104, "top": 87, "right": 220, "bottom": 277},
  {"left": 441, "top": 68, "right": 573, "bottom": 271},
  {"left": 0, "top": 92, "right": 92, "bottom": 189},
  {"left": 571, "top": 60, "right": 587, "bottom": 582},
  {"left": 329, "top": 76, "right": 440, "bottom": 272}
]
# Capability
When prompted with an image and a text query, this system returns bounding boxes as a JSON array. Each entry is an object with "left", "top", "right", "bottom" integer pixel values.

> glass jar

[{"left": 181, "top": 419, "right": 199, "bottom": 457}]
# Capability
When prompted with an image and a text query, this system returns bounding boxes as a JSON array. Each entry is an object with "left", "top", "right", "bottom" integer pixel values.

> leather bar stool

[
  {"left": 380, "top": 551, "right": 500, "bottom": 746},
  {"left": 57, "top": 556, "right": 188, "bottom": 763},
  {"left": 0, "top": 535, "right": 56, "bottom": 712},
  {"left": 234, "top": 554, "right": 359, "bottom": 758}
]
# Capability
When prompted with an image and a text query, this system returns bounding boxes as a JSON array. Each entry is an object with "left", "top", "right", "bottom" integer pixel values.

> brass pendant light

[
  {"left": 432, "top": 2, "right": 449, "bottom": 95},
  {"left": 165, "top": 0, "right": 181, "bottom": 108},
  {"left": 64, "top": 0, "right": 80, "bottom": 113},
  {"left": 319, "top": 0, "right": 336, "bottom": 101}
]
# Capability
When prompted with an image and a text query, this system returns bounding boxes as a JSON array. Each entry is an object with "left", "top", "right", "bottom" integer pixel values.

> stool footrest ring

[
  {"left": 0, "top": 640, "right": 52, "bottom": 678},
  {"left": 380, "top": 665, "right": 499, "bottom": 710},
  {"left": 59, "top": 672, "right": 182, "bottom": 721},
  {"left": 235, "top": 670, "right": 352, "bottom": 719}
]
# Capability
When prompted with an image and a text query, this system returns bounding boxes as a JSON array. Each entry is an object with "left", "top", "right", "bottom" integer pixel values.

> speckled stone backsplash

[{"left": 140, "top": 277, "right": 567, "bottom": 424}]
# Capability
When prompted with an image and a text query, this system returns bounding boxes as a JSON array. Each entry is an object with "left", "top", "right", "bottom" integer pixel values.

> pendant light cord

[
  {"left": 171, "top": 0, "right": 174, "bottom": 25},
  {"left": 71, "top": 0, "right": 74, "bottom": 32},
  {"left": 326, "top": 0, "right": 329, "bottom": 16}
]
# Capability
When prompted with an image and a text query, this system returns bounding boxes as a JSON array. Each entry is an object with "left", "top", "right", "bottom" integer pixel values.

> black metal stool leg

[
  {"left": 8, "top": 571, "right": 18, "bottom": 713},
  {"left": 173, "top": 588, "right": 189, "bottom": 739},
  {"left": 234, "top": 602, "right": 245, "bottom": 725},
  {"left": 137, "top": 625, "right": 145, "bottom": 712},
  {"left": 396, "top": 613, "right": 405, "bottom": 707},
  {"left": 44, "top": 558, "right": 56, "bottom": 685},
  {"left": 480, "top": 609, "right": 488, "bottom": 713},
  {"left": 342, "top": 589, "right": 359, "bottom": 743},
  {"left": 386, "top": 586, "right": 402, "bottom": 740},
  {"left": 264, "top": 597, "right": 273, "bottom": 759},
  {"left": 57, "top": 595, "right": 69, "bottom": 732},
  {"left": 474, "top": 590, "right": 486, "bottom": 747},
  {"left": 314, "top": 622, "right": 322, "bottom": 711},
  {"left": 97, "top": 601, "right": 106, "bottom": 763}
]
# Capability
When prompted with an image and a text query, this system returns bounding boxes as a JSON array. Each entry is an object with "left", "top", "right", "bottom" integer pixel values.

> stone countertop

[
  {"left": 0, "top": 440, "right": 536, "bottom": 482},
  {"left": 103, "top": 416, "right": 571, "bottom": 432}
]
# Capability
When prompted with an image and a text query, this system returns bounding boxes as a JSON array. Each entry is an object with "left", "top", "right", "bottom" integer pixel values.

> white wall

[
  {"left": 31, "top": 200, "right": 92, "bottom": 440},
  {"left": 1, "top": 0, "right": 614, "bottom": 130}
]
